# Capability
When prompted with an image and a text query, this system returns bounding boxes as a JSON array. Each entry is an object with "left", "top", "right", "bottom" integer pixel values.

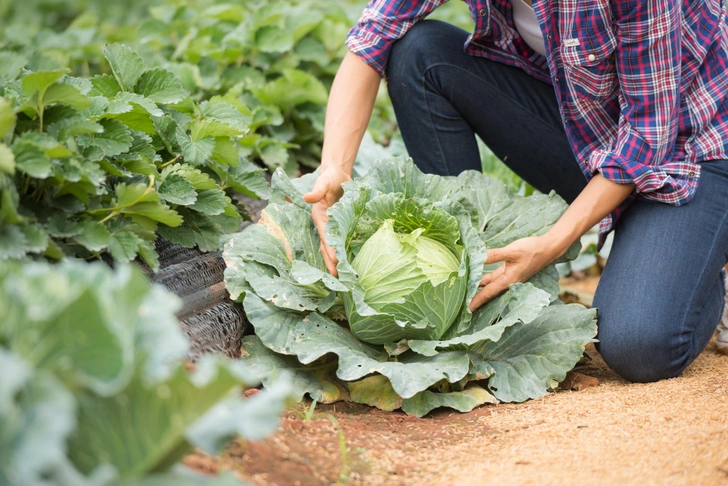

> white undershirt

[{"left": 511, "top": 0, "right": 547, "bottom": 56}]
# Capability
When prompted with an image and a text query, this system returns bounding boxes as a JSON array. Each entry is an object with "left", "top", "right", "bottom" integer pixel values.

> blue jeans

[{"left": 387, "top": 20, "right": 728, "bottom": 382}]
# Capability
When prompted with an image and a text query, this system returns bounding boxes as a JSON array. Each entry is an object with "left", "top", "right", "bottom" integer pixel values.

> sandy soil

[{"left": 185, "top": 277, "right": 728, "bottom": 486}]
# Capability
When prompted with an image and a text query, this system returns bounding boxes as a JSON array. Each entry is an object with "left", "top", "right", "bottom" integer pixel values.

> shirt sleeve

[
  {"left": 346, "top": 0, "right": 450, "bottom": 76},
  {"left": 587, "top": 0, "right": 700, "bottom": 204}
]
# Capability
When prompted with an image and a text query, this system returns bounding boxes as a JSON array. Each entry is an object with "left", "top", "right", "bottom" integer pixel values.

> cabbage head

[
  {"left": 224, "top": 157, "right": 597, "bottom": 417},
  {"left": 347, "top": 218, "right": 465, "bottom": 343}
]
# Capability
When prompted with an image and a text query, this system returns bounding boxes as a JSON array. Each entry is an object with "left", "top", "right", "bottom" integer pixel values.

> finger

[
  {"left": 303, "top": 179, "right": 328, "bottom": 204},
  {"left": 311, "top": 207, "right": 337, "bottom": 275},
  {"left": 320, "top": 241, "right": 339, "bottom": 277},
  {"left": 484, "top": 247, "right": 515, "bottom": 265},
  {"left": 317, "top": 225, "right": 336, "bottom": 274},
  {"left": 303, "top": 188, "right": 326, "bottom": 204},
  {"left": 326, "top": 245, "right": 339, "bottom": 276},
  {"left": 479, "top": 265, "right": 505, "bottom": 287},
  {"left": 479, "top": 273, "right": 494, "bottom": 287},
  {"left": 469, "top": 277, "right": 510, "bottom": 312},
  {"left": 311, "top": 205, "right": 330, "bottom": 239}
]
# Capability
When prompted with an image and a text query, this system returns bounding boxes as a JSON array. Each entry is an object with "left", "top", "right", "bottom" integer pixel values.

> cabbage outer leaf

[
  {"left": 401, "top": 385, "right": 498, "bottom": 417},
  {"left": 223, "top": 200, "right": 345, "bottom": 316},
  {"left": 241, "top": 294, "right": 471, "bottom": 399},
  {"left": 455, "top": 170, "right": 581, "bottom": 301},
  {"left": 347, "top": 374, "right": 498, "bottom": 418},
  {"left": 408, "top": 283, "right": 551, "bottom": 357},
  {"left": 480, "top": 304, "right": 598, "bottom": 402},
  {"left": 240, "top": 336, "right": 349, "bottom": 404}
]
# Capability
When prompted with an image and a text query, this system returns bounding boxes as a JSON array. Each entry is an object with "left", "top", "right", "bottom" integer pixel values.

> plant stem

[
  {"left": 86, "top": 177, "right": 156, "bottom": 215},
  {"left": 304, "top": 400, "right": 318, "bottom": 421},
  {"left": 159, "top": 154, "right": 182, "bottom": 169},
  {"left": 326, "top": 414, "right": 350, "bottom": 484},
  {"left": 98, "top": 211, "right": 119, "bottom": 224}
]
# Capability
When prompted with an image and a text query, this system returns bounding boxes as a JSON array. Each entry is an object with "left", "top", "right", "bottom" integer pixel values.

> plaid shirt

[{"left": 346, "top": 0, "right": 728, "bottom": 242}]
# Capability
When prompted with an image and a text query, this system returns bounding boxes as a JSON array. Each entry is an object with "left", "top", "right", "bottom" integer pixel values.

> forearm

[
  {"left": 542, "top": 174, "right": 635, "bottom": 256},
  {"left": 320, "top": 51, "right": 381, "bottom": 175}
]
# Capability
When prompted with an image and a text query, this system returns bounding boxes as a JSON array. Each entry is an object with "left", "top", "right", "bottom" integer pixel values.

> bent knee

[
  {"left": 387, "top": 20, "right": 460, "bottom": 81},
  {"left": 595, "top": 315, "right": 684, "bottom": 383},
  {"left": 597, "top": 337, "right": 682, "bottom": 383}
]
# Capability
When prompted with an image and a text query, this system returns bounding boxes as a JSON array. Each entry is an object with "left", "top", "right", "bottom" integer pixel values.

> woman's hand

[
  {"left": 469, "top": 235, "right": 562, "bottom": 312},
  {"left": 303, "top": 166, "right": 352, "bottom": 276},
  {"left": 305, "top": 52, "right": 380, "bottom": 276},
  {"left": 468, "top": 173, "right": 636, "bottom": 312}
]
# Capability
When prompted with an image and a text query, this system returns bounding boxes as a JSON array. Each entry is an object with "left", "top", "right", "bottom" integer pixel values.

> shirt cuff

[
  {"left": 588, "top": 150, "right": 701, "bottom": 249},
  {"left": 345, "top": 26, "right": 392, "bottom": 77},
  {"left": 588, "top": 149, "right": 700, "bottom": 203}
]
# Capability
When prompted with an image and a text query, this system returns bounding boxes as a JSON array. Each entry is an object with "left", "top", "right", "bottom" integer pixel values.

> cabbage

[
  {"left": 0, "top": 261, "right": 290, "bottom": 485},
  {"left": 224, "top": 157, "right": 597, "bottom": 417},
  {"left": 348, "top": 219, "right": 466, "bottom": 343}
]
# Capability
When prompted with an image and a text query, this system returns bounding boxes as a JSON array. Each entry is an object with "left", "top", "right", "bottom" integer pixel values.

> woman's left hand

[
  {"left": 467, "top": 174, "right": 637, "bottom": 312},
  {"left": 468, "top": 235, "right": 561, "bottom": 312}
]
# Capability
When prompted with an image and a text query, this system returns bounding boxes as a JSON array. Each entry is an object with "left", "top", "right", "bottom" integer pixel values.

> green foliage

[
  {"left": 224, "top": 157, "right": 597, "bottom": 417},
  {"left": 0, "top": 1, "right": 526, "bottom": 269},
  {"left": 0, "top": 0, "right": 371, "bottom": 176},
  {"left": 0, "top": 0, "right": 526, "bottom": 189},
  {"left": 0, "top": 43, "right": 268, "bottom": 267},
  {"left": 0, "top": 259, "right": 290, "bottom": 485}
]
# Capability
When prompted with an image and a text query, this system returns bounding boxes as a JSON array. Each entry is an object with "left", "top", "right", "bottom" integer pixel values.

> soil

[{"left": 184, "top": 276, "right": 728, "bottom": 486}]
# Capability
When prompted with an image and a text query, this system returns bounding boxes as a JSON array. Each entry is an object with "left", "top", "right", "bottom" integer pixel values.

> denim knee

[
  {"left": 595, "top": 271, "right": 724, "bottom": 383},
  {"left": 594, "top": 302, "right": 685, "bottom": 383},
  {"left": 596, "top": 323, "right": 681, "bottom": 383}
]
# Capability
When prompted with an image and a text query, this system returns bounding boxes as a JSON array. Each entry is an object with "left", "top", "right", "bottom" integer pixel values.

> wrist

[
  {"left": 539, "top": 227, "right": 579, "bottom": 260},
  {"left": 320, "top": 161, "right": 352, "bottom": 176}
]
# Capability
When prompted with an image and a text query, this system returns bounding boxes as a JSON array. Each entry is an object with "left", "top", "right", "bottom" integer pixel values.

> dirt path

[{"left": 186, "top": 278, "right": 728, "bottom": 486}]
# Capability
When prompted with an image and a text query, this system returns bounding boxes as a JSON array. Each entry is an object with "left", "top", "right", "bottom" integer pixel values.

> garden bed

[{"left": 185, "top": 334, "right": 728, "bottom": 485}]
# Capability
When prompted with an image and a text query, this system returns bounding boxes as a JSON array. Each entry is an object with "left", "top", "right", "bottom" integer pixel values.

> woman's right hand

[{"left": 303, "top": 165, "right": 352, "bottom": 276}]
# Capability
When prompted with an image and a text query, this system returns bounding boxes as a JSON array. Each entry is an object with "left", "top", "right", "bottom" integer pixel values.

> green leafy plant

[
  {"left": 223, "top": 157, "right": 597, "bottom": 417},
  {"left": 294, "top": 399, "right": 318, "bottom": 421},
  {"left": 0, "top": 0, "right": 369, "bottom": 177},
  {"left": 0, "top": 0, "right": 524, "bottom": 190},
  {"left": 0, "top": 259, "right": 290, "bottom": 485},
  {"left": 0, "top": 43, "right": 268, "bottom": 266}
]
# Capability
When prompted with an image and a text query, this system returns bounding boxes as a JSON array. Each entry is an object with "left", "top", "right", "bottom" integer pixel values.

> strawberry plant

[
  {"left": 0, "top": 0, "right": 524, "bottom": 266},
  {"left": 0, "top": 0, "right": 363, "bottom": 175},
  {"left": 0, "top": 43, "right": 268, "bottom": 267}
]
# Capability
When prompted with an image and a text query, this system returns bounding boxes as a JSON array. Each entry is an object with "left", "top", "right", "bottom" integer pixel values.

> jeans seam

[
  {"left": 421, "top": 62, "right": 568, "bottom": 139},
  {"left": 675, "top": 202, "right": 728, "bottom": 367},
  {"left": 421, "top": 68, "right": 453, "bottom": 176}
]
